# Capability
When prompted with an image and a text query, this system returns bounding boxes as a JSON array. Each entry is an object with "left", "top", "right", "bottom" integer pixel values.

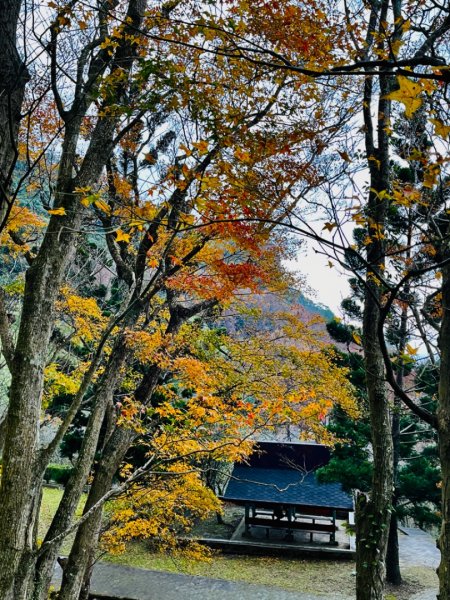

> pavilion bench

[{"left": 244, "top": 508, "right": 337, "bottom": 544}]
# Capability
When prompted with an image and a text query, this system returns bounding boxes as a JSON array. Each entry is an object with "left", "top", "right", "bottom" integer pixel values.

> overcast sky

[{"left": 286, "top": 240, "right": 351, "bottom": 316}]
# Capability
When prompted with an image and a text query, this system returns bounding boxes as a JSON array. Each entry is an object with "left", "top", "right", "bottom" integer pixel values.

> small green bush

[{"left": 44, "top": 464, "right": 74, "bottom": 486}]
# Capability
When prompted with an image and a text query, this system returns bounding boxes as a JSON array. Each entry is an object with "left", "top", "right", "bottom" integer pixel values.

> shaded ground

[
  {"left": 383, "top": 527, "right": 439, "bottom": 600},
  {"left": 189, "top": 503, "right": 243, "bottom": 540},
  {"left": 230, "top": 515, "right": 351, "bottom": 549},
  {"left": 55, "top": 562, "right": 331, "bottom": 600},
  {"left": 107, "top": 550, "right": 358, "bottom": 597},
  {"left": 106, "top": 526, "right": 439, "bottom": 600}
]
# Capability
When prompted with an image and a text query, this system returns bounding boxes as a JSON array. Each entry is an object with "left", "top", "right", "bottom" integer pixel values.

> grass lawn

[
  {"left": 41, "top": 488, "right": 437, "bottom": 599},
  {"left": 39, "top": 486, "right": 85, "bottom": 554}
]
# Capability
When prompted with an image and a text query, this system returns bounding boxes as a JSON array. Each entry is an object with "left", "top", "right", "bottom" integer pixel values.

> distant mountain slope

[
  {"left": 221, "top": 290, "right": 335, "bottom": 341},
  {"left": 295, "top": 294, "right": 334, "bottom": 322}
]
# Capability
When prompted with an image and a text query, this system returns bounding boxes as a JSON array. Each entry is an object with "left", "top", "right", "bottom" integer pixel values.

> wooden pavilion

[{"left": 221, "top": 441, "right": 354, "bottom": 544}]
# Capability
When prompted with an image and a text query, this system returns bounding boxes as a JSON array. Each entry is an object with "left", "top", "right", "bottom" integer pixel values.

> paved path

[
  {"left": 54, "top": 562, "right": 329, "bottom": 600},
  {"left": 410, "top": 592, "right": 437, "bottom": 600},
  {"left": 398, "top": 526, "right": 440, "bottom": 569},
  {"left": 399, "top": 527, "right": 439, "bottom": 600}
]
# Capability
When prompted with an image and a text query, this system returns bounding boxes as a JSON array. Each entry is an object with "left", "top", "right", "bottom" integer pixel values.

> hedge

[{"left": 44, "top": 464, "right": 74, "bottom": 486}]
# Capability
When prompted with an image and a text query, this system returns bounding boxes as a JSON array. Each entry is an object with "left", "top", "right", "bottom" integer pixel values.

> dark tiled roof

[
  {"left": 222, "top": 466, "right": 354, "bottom": 511},
  {"left": 246, "top": 442, "right": 330, "bottom": 471}
]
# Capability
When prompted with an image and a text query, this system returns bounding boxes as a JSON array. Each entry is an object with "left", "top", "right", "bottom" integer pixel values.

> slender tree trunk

[
  {"left": 386, "top": 377, "right": 402, "bottom": 587},
  {"left": 11, "top": 480, "right": 43, "bottom": 600},
  {"left": 385, "top": 412, "right": 401, "bottom": 586},
  {"left": 0, "top": 40, "right": 145, "bottom": 597},
  {"left": 0, "top": 0, "right": 28, "bottom": 230},
  {"left": 356, "top": 17, "right": 394, "bottom": 593},
  {"left": 0, "top": 116, "right": 123, "bottom": 599},
  {"left": 357, "top": 289, "right": 394, "bottom": 599},
  {"left": 386, "top": 295, "right": 409, "bottom": 586},
  {"left": 386, "top": 511, "right": 401, "bottom": 585},
  {"left": 32, "top": 339, "right": 131, "bottom": 600},
  {"left": 59, "top": 366, "right": 162, "bottom": 600},
  {"left": 437, "top": 262, "right": 450, "bottom": 600},
  {"left": 0, "top": 209, "right": 86, "bottom": 599},
  {"left": 58, "top": 431, "right": 135, "bottom": 600}
]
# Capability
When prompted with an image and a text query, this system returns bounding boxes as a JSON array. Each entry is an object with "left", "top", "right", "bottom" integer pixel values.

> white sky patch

[{"left": 285, "top": 238, "right": 351, "bottom": 316}]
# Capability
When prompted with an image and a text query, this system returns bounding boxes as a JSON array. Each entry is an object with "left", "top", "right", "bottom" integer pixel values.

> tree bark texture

[
  {"left": 357, "top": 283, "right": 394, "bottom": 599},
  {"left": 0, "top": 2, "right": 149, "bottom": 595},
  {"left": 386, "top": 300, "right": 408, "bottom": 587},
  {"left": 356, "top": 25, "right": 394, "bottom": 594},
  {"left": 0, "top": 0, "right": 28, "bottom": 229},
  {"left": 0, "top": 120, "right": 121, "bottom": 597},
  {"left": 385, "top": 510, "right": 401, "bottom": 586},
  {"left": 437, "top": 262, "right": 450, "bottom": 600},
  {"left": 58, "top": 363, "right": 163, "bottom": 600},
  {"left": 32, "top": 340, "right": 131, "bottom": 600},
  {"left": 58, "top": 430, "right": 135, "bottom": 600}
]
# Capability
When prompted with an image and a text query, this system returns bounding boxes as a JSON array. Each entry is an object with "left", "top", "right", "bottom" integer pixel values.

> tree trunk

[
  {"left": 437, "top": 262, "right": 450, "bottom": 600},
  {"left": 0, "top": 24, "right": 146, "bottom": 593},
  {"left": 386, "top": 297, "right": 409, "bottom": 587},
  {"left": 0, "top": 0, "right": 28, "bottom": 230},
  {"left": 58, "top": 430, "right": 135, "bottom": 600},
  {"left": 0, "top": 216, "right": 84, "bottom": 599},
  {"left": 0, "top": 116, "right": 126, "bottom": 599},
  {"left": 32, "top": 339, "right": 131, "bottom": 600},
  {"left": 386, "top": 510, "right": 401, "bottom": 586},
  {"left": 356, "top": 27, "right": 394, "bottom": 595},
  {"left": 385, "top": 393, "right": 402, "bottom": 586},
  {"left": 59, "top": 366, "right": 162, "bottom": 600},
  {"left": 356, "top": 324, "right": 393, "bottom": 600}
]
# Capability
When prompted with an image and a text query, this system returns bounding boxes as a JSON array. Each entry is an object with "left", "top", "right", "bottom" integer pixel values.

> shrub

[{"left": 44, "top": 464, "right": 74, "bottom": 486}]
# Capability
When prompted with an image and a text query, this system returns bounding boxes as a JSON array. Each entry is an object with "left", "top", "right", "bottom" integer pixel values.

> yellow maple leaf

[
  {"left": 128, "top": 219, "right": 145, "bottom": 230},
  {"left": 192, "top": 140, "right": 209, "bottom": 155},
  {"left": 94, "top": 199, "right": 111, "bottom": 214},
  {"left": 385, "top": 76, "right": 423, "bottom": 118},
  {"left": 429, "top": 118, "right": 450, "bottom": 139},
  {"left": 406, "top": 343, "right": 418, "bottom": 356},
  {"left": 179, "top": 143, "right": 192, "bottom": 157},
  {"left": 47, "top": 207, "right": 66, "bottom": 216},
  {"left": 352, "top": 212, "right": 366, "bottom": 225},
  {"left": 234, "top": 148, "right": 251, "bottom": 163},
  {"left": 116, "top": 229, "right": 131, "bottom": 243},
  {"left": 423, "top": 164, "right": 441, "bottom": 189},
  {"left": 352, "top": 331, "right": 362, "bottom": 345}
]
